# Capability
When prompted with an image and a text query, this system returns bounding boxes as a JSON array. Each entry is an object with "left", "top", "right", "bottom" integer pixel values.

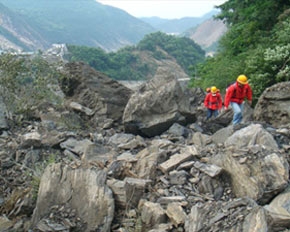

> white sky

[{"left": 97, "top": 0, "right": 227, "bottom": 19}]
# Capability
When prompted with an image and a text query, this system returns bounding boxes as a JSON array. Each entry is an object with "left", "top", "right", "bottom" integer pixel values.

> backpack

[{"left": 226, "top": 82, "right": 236, "bottom": 92}]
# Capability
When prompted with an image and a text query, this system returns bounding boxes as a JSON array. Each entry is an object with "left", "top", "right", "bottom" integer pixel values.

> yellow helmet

[
  {"left": 237, "top": 75, "right": 248, "bottom": 85},
  {"left": 211, "top": 86, "right": 217, "bottom": 93}
]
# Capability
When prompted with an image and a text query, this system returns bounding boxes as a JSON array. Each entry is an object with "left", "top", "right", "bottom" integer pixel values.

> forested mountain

[
  {"left": 66, "top": 31, "right": 205, "bottom": 81},
  {"left": 191, "top": 0, "right": 290, "bottom": 103},
  {"left": 0, "top": 0, "right": 156, "bottom": 52},
  {"left": 0, "top": 0, "right": 226, "bottom": 54}
]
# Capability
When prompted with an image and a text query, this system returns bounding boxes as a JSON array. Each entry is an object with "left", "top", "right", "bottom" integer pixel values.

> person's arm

[
  {"left": 218, "top": 94, "right": 223, "bottom": 109},
  {"left": 204, "top": 94, "right": 209, "bottom": 108},
  {"left": 246, "top": 84, "right": 253, "bottom": 105},
  {"left": 224, "top": 86, "right": 234, "bottom": 109}
]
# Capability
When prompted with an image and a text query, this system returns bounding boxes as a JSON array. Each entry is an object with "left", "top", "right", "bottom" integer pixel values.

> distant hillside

[
  {"left": 0, "top": 0, "right": 156, "bottom": 52},
  {"left": 65, "top": 32, "right": 205, "bottom": 81},
  {"left": 140, "top": 10, "right": 219, "bottom": 35},
  {"left": 183, "top": 18, "right": 227, "bottom": 54},
  {"left": 0, "top": 3, "right": 48, "bottom": 52}
]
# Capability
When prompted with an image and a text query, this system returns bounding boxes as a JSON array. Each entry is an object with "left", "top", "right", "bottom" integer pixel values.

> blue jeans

[
  {"left": 230, "top": 102, "right": 244, "bottom": 125},
  {"left": 206, "top": 109, "right": 218, "bottom": 120}
]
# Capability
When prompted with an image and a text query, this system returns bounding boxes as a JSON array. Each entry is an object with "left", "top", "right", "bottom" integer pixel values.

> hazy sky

[{"left": 97, "top": 0, "right": 227, "bottom": 19}]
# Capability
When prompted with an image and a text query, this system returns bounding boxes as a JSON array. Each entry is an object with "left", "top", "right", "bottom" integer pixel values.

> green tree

[{"left": 191, "top": 0, "right": 290, "bottom": 102}]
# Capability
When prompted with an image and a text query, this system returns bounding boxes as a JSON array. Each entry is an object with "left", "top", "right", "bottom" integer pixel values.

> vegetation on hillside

[
  {"left": 0, "top": 53, "right": 64, "bottom": 120},
  {"left": 190, "top": 0, "right": 290, "bottom": 103},
  {"left": 66, "top": 32, "right": 205, "bottom": 80}
]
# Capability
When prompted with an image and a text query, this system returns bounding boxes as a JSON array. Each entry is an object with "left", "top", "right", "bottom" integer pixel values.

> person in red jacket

[
  {"left": 224, "top": 74, "right": 253, "bottom": 125},
  {"left": 204, "top": 86, "right": 223, "bottom": 120}
]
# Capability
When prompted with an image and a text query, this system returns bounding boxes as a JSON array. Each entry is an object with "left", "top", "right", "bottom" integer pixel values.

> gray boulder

[
  {"left": 60, "top": 62, "right": 133, "bottom": 127},
  {"left": 31, "top": 163, "right": 114, "bottom": 232},
  {"left": 254, "top": 81, "right": 290, "bottom": 127},
  {"left": 123, "top": 67, "right": 204, "bottom": 137}
]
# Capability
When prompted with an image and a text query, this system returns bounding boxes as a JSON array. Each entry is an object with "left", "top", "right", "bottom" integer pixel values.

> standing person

[
  {"left": 224, "top": 74, "right": 253, "bottom": 125},
  {"left": 204, "top": 86, "right": 223, "bottom": 120}
]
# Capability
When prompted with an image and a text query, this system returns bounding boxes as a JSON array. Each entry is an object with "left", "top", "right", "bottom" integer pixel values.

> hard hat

[
  {"left": 211, "top": 86, "right": 217, "bottom": 93},
  {"left": 237, "top": 75, "right": 248, "bottom": 85}
]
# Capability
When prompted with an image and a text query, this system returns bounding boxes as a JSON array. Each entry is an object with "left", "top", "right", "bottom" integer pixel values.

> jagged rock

[
  {"left": 60, "top": 138, "right": 94, "bottom": 157},
  {"left": 264, "top": 185, "right": 290, "bottom": 231},
  {"left": 213, "top": 146, "right": 289, "bottom": 204},
  {"left": 147, "top": 223, "right": 173, "bottom": 232},
  {"left": 124, "top": 177, "right": 152, "bottom": 208},
  {"left": 211, "top": 124, "right": 235, "bottom": 144},
  {"left": 166, "top": 123, "right": 189, "bottom": 138},
  {"left": 69, "top": 101, "right": 94, "bottom": 116},
  {"left": 60, "top": 62, "right": 132, "bottom": 127},
  {"left": 169, "top": 170, "right": 189, "bottom": 185},
  {"left": 243, "top": 206, "right": 269, "bottom": 232},
  {"left": 254, "top": 81, "right": 290, "bottom": 127},
  {"left": 134, "top": 145, "right": 168, "bottom": 179},
  {"left": 107, "top": 179, "right": 126, "bottom": 209},
  {"left": 225, "top": 124, "right": 279, "bottom": 150},
  {"left": 159, "top": 148, "right": 197, "bottom": 173},
  {"left": 0, "top": 216, "right": 14, "bottom": 231},
  {"left": 123, "top": 67, "right": 204, "bottom": 137},
  {"left": 166, "top": 202, "right": 187, "bottom": 226},
  {"left": 189, "top": 131, "right": 212, "bottom": 147},
  {"left": 108, "top": 133, "right": 146, "bottom": 150},
  {"left": 140, "top": 201, "right": 167, "bottom": 229},
  {"left": 21, "top": 132, "right": 41, "bottom": 148},
  {"left": 194, "top": 161, "right": 222, "bottom": 177},
  {"left": 185, "top": 198, "right": 258, "bottom": 232},
  {"left": 31, "top": 163, "right": 114, "bottom": 232}
]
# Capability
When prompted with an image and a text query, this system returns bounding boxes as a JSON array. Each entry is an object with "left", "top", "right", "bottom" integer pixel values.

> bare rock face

[
  {"left": 217, "top": 124, "right": 289, "bottom": 204},
  {"left": 60, "top": 62, "right": 133, "bottom": 127},
  {"left": 31, "top": 163, "right": 114, "bottom": 232},
  {"left": 123, "top": 67, "right": 204, "bottom": 137},
  {"left": 254, "top": 81, "right": 290, "bottom": 127},
  {"left": 264, "top": 186, "right": 290, "bottom": 230}
]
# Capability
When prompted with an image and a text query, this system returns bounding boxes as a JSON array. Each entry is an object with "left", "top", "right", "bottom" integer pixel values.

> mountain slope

[
  {"left": 0, "top": 3, "right": 49, "bottom": 51},
  {"left": 141, "top": 10, "right": 219, "bottom": 34},
  {"left": 184, "top": 18, "right": 227, "bottom": 54},
  {"left": 0, "top": 0, "right": 156, "bottom": 52}
]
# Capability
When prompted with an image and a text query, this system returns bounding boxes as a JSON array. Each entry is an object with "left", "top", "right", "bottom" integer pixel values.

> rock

[
  {"left": 225, "top": 124, "right": 279, "bottom": 150},
  {"left": 217, "top": 148, "right": 289, "bottom": 204},
  {"left": 254, "top": 81, "right": 290, "bottom": 127},
  {"left": 166, "top": 202, "right": 187, "bottom": 226},
  {"left": 31, "top": 163, "right": 114, "bottom": 232},
  {"left": 60, "top": 61, "right": 132, "bottom": 127},
  {"left": 264, "top": 186, "right": 290, "bottom": 230},
  {"left": 140, "top": 201, "right": 167, "bottom": 228},
  {"left": 123, "top": 67, "right": 204, "bottom": 137}
]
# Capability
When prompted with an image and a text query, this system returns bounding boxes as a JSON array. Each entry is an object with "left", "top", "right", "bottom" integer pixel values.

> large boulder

[
  {"left": 31, "top": 163, "right": 114, "bottom": 232},
  {"left": 213, "top": 124, "right": 289, "bottom": 204},
  {"left": 254, "top": 81, "right": 290, "bottom": 127},
  {"left": 123, "top": 67, "right": 204, "bottom": 137},
  {"left": 60, "top": 62, "right": 133, "bottom": 127}
]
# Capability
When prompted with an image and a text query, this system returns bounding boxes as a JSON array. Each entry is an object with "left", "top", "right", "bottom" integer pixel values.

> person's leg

[
  {"left": 213, "top": 109, "right": 218, "bottom": 118},
  {"left": 230, "top": 102, "right": 243, "bottom": 125},
  {"left": 206, "top": 109, "right": 212, "bottom": 120}
]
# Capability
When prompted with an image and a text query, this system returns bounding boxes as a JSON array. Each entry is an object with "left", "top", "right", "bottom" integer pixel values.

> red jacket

[
  {"left": 224, "top": 81, "right": 252, "bottom": 107},
  {"left": 204, "top": 92, "right": 223, "bottom": 110}
]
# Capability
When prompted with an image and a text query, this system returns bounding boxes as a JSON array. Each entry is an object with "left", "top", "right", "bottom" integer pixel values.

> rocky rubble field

[{"left": 0, "top": 62, "right": 290, "bottom": 232}]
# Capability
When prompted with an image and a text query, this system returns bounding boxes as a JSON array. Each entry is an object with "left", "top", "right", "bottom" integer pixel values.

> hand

[
  {"left": 248, "top": 100, "right": 252, "bottom": 106},
  {"left": 224, "top": 106, "right": 228, "bottom": 110}
]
